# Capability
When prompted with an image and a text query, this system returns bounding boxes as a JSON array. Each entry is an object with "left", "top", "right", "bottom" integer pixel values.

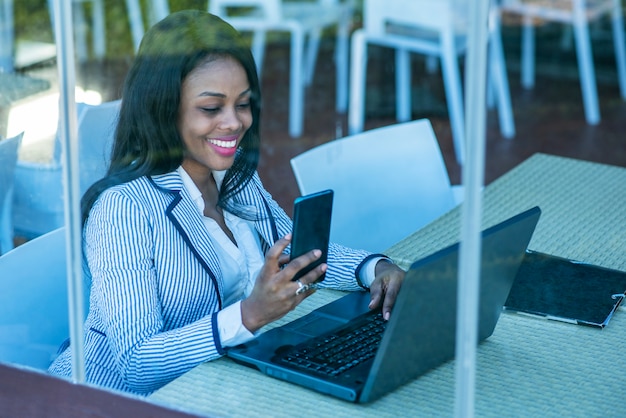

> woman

[{"left": 49, "top": 10, "right": 404, "bottom": 395}]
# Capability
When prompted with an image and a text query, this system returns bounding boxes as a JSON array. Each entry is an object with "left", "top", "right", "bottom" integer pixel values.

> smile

[
  {"left": 207, "top": 135, "right": 239, "bottom": 157},
  {"left": 208, "top": 138, "right": 237, "bottom": 148}
]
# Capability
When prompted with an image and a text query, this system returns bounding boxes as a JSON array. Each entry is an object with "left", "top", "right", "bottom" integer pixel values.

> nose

[{"left": 218, "top": 106, "right": 243, "bottom": 132}]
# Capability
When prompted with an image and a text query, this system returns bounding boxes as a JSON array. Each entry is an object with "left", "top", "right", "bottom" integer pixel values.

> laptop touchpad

[{"left": 283, "top": 314, "right": 346, "bottom": 338}]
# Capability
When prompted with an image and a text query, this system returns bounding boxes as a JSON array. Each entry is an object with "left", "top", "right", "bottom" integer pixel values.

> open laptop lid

[{"left": 360, "top": 206, "right": 541, "bottom": 402}]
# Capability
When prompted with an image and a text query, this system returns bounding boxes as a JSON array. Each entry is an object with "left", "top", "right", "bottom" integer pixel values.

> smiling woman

[{"left": 46, "top": 9, "right": 405, "bottom": 396}]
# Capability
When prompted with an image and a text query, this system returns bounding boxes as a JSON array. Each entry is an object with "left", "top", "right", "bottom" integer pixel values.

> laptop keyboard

[{"left": 275, "top": 312, "right": 387, "bottom": 377}]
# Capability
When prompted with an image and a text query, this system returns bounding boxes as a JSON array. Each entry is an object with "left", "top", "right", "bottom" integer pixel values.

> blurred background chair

[
  {"left": 209, "top": 0, "right": 354, "bottom": 138},
  {"left": 349, "top": 0, "right": 515, "bottom": 165},
  {"left": 47, "top": 0, "right": 170, "bottom": 60},
  {"left": 0, "top": 227, "right": 68, "bottom": 370},
  {"left": 13, "top": 99, "right": 121, "bottom": 239},
  {"left": 0, "top": 132, "right": 23, "bottom": 255},
  {"left": 498, "top": 0, "right": 626, "bottom": 125},
  {"left": 124, "top": 0, "right": 170, "bottom": 51},
  {"left": 47, "top": 0, "right": 105, "bottom": 61},
  {"left": 290, "top": 119, "right": 462, "bottom": 253}
]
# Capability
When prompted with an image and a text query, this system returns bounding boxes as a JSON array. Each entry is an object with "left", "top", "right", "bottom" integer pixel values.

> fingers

[
  {"left": 265, "top": 234, "right": 293, "bottom": 267},
  {"left": 369, "top": 262, "right": 406, "bottom": 320},
  {"left": 264, "top": 234, "right": 326, "bottom": 294},
  {"left": 293, "top": 262, "right": 327, "bottom": 295},
  {"left": 266, "top": 235, "right": 324, "bottom": 282},
  {"left": 380, "top": 283, "right": 401, "bottom": 321},
  {"left": 282, "top": 247, "right": 325, "bottom": 281},
  {"left": 369, "top": 281, "right": 397, "bottom": 321}
]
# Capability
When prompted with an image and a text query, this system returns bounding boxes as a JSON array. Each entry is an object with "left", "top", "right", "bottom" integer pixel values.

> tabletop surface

[{"left": 150, "top": 154, "right": 626, "bottom": 417}]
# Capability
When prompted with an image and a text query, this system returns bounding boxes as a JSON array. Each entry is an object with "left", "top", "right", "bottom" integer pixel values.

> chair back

[
  {"left": 13, "top": 100, "right": 120, "bottom": 239},
  {"left": 52, "top": 99, "right": 120, "bottom": 194},
  {"left": 0, "top": 133, "right": 23, "bottom": 255},
  {"left": 0, "top": 227, "right": 69, "bottom": 370},
  {"left": 363, "top": 0, "right": 467, "bottom": 36},
  {"left": 290, "top": 119, "right": 458, "bottom": 252},
  {"left": 209, "top": 0, "right": 282, "bottom": 22},
  {"left": 76, "top": 99, "right": 120, "bottom": 194}
]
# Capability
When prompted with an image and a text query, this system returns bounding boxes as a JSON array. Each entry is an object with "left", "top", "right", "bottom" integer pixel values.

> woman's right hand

[{"left": 240, "top": 234, "right": 326, "bottom": 333}]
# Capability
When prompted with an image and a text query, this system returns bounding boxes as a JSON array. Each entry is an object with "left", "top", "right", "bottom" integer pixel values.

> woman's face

[{"left": 178, "top": 55, "right": 253, "bottom": 175}]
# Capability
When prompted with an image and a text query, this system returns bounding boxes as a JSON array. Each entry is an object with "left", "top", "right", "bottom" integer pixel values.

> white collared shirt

[
  {"left": 178, "top": 167, "right": 259, "bottom": 346},
  {"left": 177, "top": 166, "right": 380, "bottom": 347}
]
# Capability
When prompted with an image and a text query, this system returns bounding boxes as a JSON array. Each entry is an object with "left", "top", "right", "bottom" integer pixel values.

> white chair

[
  {"left": 0, "top": 132, "right": 23, "bottom": 255},
  {"left": 13, "top": 100, "right": 121, "bottom": 239},
  {"left": 124, "top": 0, "right": 170, "bottom": 51},
  {"left": 498, "top": 0, "right": 626, "bottom": 125},
  {"left": 0, "top": 227, "right": 69, "bottom": 370},
  {"left": 47, "top": 0, "right": 105, "bottom": 61},
  {"left": 349, "top": 0, "right": 515, "bottom": 165},
  {"left": 290, "top": 119, "right": 462, "bottom": 253},
  {"left": 47, "top": 0, "right": 169, "bottom": 60},
  {"left": 209, "top": 0, "right": 354, "bottom": 138}
]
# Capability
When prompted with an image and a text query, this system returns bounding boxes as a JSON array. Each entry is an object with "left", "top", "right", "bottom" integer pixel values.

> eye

[
  {"left": 201, "top": 107, "right": 220, "bottom": 114},
  {"left": 236, "top": 102, "right": 251, "bottom": 110}
]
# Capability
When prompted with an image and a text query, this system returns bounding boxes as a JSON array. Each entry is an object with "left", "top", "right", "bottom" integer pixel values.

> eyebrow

[{"left": 197, "top": 88, "right": 252, "bottom": 99}]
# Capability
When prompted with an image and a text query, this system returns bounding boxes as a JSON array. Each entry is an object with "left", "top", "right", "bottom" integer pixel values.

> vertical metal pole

[
  {"left": 455, "top": 0, "right": 489, "bottom": 416},
  {"left": 52, "top": 0, "right": 85, "bottom": 382}
]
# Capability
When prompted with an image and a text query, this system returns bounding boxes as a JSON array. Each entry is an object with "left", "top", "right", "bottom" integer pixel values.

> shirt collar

[{"left": 176, "top": 166, "right": 228, "bottom": 214}]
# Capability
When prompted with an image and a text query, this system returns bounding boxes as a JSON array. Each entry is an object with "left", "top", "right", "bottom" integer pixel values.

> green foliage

[{"left": 13, "top": 0, "right": 212, "bottom": 59}]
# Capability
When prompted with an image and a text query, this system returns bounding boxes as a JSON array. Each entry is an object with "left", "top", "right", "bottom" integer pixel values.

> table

[{"left": 150, "top": 154, "right": 626, "bottom": 417}]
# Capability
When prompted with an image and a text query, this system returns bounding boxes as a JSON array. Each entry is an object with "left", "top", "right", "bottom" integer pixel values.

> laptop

[{"left": 227, "top": 206, "right": 541, "bottom": 403}]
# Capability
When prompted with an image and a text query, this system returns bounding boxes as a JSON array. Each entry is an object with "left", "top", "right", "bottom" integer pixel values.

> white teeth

[{"left": 209, "top": 139, "right": 236, "bottom": 148}]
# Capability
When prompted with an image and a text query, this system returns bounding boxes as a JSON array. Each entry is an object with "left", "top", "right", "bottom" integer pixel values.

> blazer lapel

[{"left": 152, "top": 173, "right": 225, "bottom": 308}]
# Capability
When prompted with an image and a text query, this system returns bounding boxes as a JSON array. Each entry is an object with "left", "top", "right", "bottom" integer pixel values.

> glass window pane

[{"left": 2, "top": 0, "right": 625, "bottom": 415}]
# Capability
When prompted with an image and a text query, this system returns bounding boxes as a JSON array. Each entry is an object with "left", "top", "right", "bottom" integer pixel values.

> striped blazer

[{"left": 48, "top": 170, "right": 374, "bottom": 395}]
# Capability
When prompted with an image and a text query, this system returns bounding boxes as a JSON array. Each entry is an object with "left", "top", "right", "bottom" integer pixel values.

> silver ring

[{"left": 295, "top": 280, "right": 310, "bottom": 296}]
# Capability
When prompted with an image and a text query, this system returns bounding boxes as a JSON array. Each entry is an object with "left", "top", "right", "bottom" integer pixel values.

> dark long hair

[{"left": 81, "top": 10, "right": 262, "bottom": 224}]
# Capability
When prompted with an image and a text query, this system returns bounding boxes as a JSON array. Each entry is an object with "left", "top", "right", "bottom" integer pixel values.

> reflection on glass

[{"left": 1, "top": 0, "right": 625, "bottom": 415}]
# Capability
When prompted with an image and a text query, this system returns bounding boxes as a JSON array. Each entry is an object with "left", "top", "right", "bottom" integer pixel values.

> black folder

[{"left": 504, "top": 250, "right": 626, "bottom": 328}]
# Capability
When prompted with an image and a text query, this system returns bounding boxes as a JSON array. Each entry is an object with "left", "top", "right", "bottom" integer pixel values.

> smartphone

[{"left": 290, "top": 189, "right": 334, "bottom": 282}]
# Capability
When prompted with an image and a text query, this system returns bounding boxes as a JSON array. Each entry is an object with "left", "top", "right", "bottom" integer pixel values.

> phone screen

[{"left": 290, "top": 189, "right": 333, "bottom": 282}]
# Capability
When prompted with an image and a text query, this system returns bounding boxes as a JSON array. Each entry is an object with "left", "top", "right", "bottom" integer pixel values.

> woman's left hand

[{"left": 368, "top": 260, "right": 406, "bottom": 320}]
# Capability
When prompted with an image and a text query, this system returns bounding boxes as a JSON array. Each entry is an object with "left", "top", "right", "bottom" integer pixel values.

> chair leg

[
  {"left": 125, "top": 0, "right": 144, "bottom": 52},
  {"left": 489, "top": 12, "right": 515, "bottom": 139},
  {"left": 0, "top": 187, "right": 14, "bottom": 254},
  {"left": 425, "top": 56, "right": 439, "bottom": 74},
  {"left": 304, "top": 29, "right": 321, "bottom": 86},
  {"left": 560, "top": 25, "right": 574, "bottom": 51},
  {"left": 611, "top": 0, "right": 626, "bottom": 99},
  {"left": 72, "top": 2, "right": 89, "bottom": 62},
  {"left": 149, "top": 0, "right": 170, "bottom": 25},
  {"left": 440, "top": 32, "right": 465, "bottom": 164},
  {"left": 572, "top": 9, "right": 600, "bottom": 124},
  {"left": 252, "top": 30, "right": 267, "bottom": 78},
  {"left": 335, "top": 14, "right": 350, "bottom": 113},
  {"left": 348, "top": 30, "right": 367, "bottom": 135},
  {"left": 521, "top": 14, "right": 535, "bottom": 89},
  {"left": 91, "top": 0, "right": 106, "bottom": 59},
  {"left": 289, "top": 27, "right": 304, "bottom": 137},
  {"left": 0, "top": 0, "right": 14, "bottom": 72},
  {"left": 395, "top": 48, "right": 411, "bottom": 122}
]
